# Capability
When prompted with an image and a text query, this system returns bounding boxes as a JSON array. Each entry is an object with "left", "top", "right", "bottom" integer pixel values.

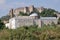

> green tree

[
  {"left": 0, "top": 15, "right": 10, "bottom": 21},
  {"left": 0, "top": 19, "right": 5, "bottom": 29},
  {"left": 19, "top": 12, "right": 29, "bottom": 16},
  {"left": 40, "top": 8, "right": 57, "bottom": 17},
  {"left": 58, "top": 17, "right": 60, "bottom": 24}
]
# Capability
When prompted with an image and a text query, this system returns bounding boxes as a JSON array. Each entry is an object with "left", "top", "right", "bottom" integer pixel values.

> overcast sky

[{"left": 0, "top": 0, "right": 60, "bottom": 17}]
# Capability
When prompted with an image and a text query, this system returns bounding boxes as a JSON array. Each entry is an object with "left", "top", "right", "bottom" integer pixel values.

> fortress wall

[
  {"left": 15, "top": 19, "right": 34, "bottom": 27},
  {"left": 28, "top": 5, "right": 34, "bottom": 13},
  {"left": 41, "top": 17, "right": 58, "bottom": 25},
  {"left": 56, "top": 13, "right": 60, "bottom": 18},
  {"left": 9, "top": 18, "right": 16, "bottom": 29},
  {"left": 9, "top": 5, "right": 45, "bottom": 17},
  {"left": 34, "top": 19, "right": 41, "bottom": 27},
  {"left": 15, "top": 16, "right": 37, "bottom": 19},
  {"left": 14, "top": 8, "right": 25, "bottom": 15},
  {"left": 8, "top": 16, "right": 58, "bottom": 29},
  {"left": 9, "top": 16, "right": 40, "bottom": 29},
  {"left": 36, "top": 7, "right": 44, "bottom": 13}
]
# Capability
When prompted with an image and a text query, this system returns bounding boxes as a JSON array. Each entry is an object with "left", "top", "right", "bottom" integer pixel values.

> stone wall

[
  {"left": 41, "top": 17, "right": 58, "bottom": 26},
  {"left": 9, "top": 5, "right": 44, "bottom": 17},
  {"left": 8, "top": 16, "right": 58, "bottom": 29},
  {"left": 9, "top": 18, "right": 15, "bottom": 29},
  {"left": 9, "top": 16, "right": 41, "bottom": 29}
]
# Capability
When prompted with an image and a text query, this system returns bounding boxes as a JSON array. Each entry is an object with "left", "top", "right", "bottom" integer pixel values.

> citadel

[{"left": 5, "top": 5, "right": 60, "bottom": 29}]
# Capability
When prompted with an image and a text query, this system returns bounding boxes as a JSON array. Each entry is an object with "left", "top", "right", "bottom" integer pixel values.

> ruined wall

[
  {"left": 36, "top": 7, "right": 44, "bottom": 13},
  {"left": 9, "top": 5, "right": 44, "bottom": 17},
  {"left": 28, "top": 5, "right": 34, "bottom": 13}
]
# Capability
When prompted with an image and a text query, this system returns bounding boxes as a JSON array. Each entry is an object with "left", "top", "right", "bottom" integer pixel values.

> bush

[
  {"left": 0, "top": 25, "right": 60, "bottom": 40},
  {"left": 0, "top": 19, "right": 5, "bottom": 30}
]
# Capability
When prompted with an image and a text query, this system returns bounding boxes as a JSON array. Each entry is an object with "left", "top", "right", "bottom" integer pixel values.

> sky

[{"left": 0, "top": 0, "right": 60, "bottom": 17}]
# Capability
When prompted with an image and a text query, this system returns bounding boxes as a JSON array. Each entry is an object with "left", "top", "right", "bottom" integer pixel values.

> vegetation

[
  {"left": 40, "top": 8, "right": 57, "bottom": 17},
  {"left": 58, "top": 17, "right": 60, "bottom": 24},
  {"left": 0, "top": 15, "right": 10, "bottom": 21},
  {"left": 0, "top": 24, "right": 60, "bottom": 40},
  {"left": 19, "top": 12, "right": 29, "bottom": 16},
  {"left": 0, "top": 8, "right": 59, "bottom": 40},
  {"left": 0, "top": 19, "right": 5, "bottom": 30}
]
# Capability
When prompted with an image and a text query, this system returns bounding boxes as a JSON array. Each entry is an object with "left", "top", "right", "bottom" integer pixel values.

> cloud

[{"left": 0, "top": 0, "right": 6, "bottom": 4}]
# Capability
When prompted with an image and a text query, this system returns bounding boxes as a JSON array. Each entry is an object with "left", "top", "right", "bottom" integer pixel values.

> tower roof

[{"left": 30, "top": 13, "right": 38, "bottom": 16}]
